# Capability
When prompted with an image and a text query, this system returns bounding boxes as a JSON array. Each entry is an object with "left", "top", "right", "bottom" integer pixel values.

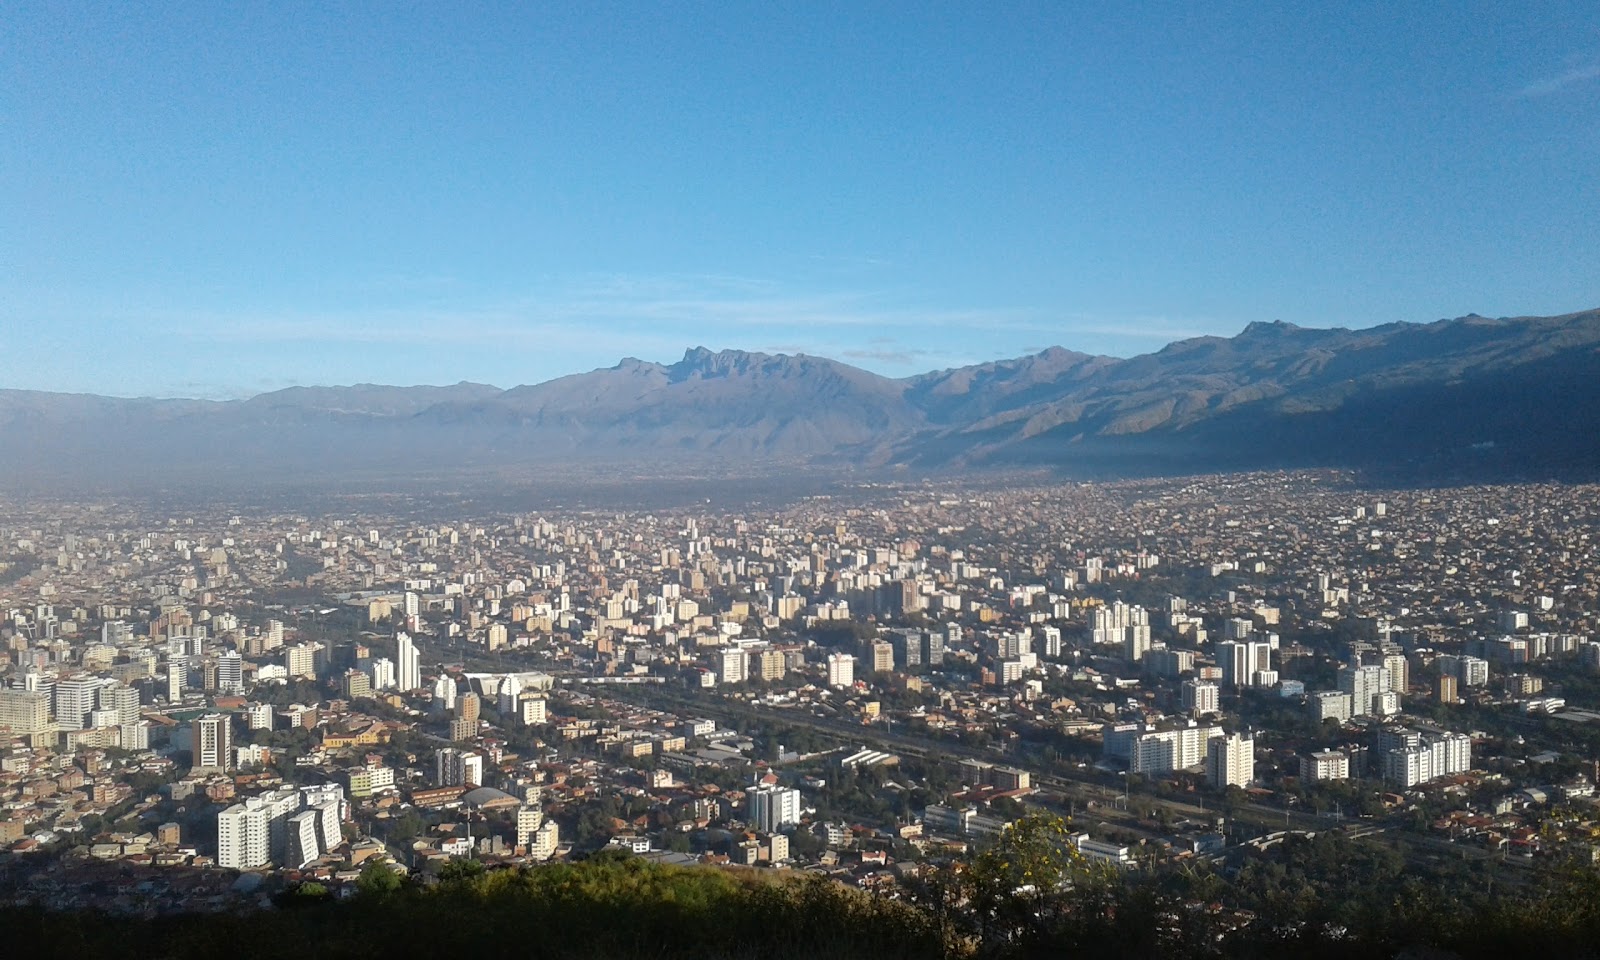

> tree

[
  {"left": 436, "top": 858, "right": 485, "bottom": 883},
  {"left": 356, "top": 860, "right": 404, "bottom": 898}
]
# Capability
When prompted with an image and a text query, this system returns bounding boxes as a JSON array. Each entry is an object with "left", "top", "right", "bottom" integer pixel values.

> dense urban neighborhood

[{"left": 2, "top": 469, "right": 1600, "bottom": 919}]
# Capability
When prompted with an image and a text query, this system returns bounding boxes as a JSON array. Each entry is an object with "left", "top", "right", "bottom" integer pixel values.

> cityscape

[
  {"left": 8, "top": 3, "right": 1600, "bottom": 957},
  {"left": 4, "top": 470, "right": 1600, "bottom": 925}
]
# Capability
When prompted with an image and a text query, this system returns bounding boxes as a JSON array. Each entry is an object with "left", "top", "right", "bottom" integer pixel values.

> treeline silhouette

[{"left": 8, "top": 821, "right": 1600, "bottom": 959}]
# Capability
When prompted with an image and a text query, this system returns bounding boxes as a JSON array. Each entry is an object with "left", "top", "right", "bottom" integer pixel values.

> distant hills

[{"left": 4, "top": 308, "right": 1600, "bottom": 492}]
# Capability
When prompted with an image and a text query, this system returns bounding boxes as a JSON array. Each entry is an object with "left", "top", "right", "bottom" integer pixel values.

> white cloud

[{"left": 1516, "top": 62, "right": 1600, "bottom": 99}]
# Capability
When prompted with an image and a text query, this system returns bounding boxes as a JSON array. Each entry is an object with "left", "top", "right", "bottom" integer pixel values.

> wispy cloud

[
  {"left": 1516, "top": 62, "right": 1600, "bottom": 99},
  {"left": 840, "top": 348, "right": 936, "bottom": 366},
  {"left": 151, "top": 274, "right": 1042, "bottom": 350}
]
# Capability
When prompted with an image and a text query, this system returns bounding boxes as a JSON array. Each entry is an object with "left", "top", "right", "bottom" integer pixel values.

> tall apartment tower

[
  {"left": 826, "top": 653, "right": 855, "bottom": 689},
  {"left": 396, "top": 631, "right": 421, "bottom": 691},
  {"left": 192, "top": 713, "right": 234, "bottom": 772},
  {"left": 745, "top": 783, "right": 803, "bottom": 833},
  {"left": 1207, "top": 733, "right": 1255, "bottom": 789},
  {"left": 1181, "top": 679, "right": 1220, "bottom": 716},
  {"left": 217, "top": 650, "right": 244, "bottom": 694}
]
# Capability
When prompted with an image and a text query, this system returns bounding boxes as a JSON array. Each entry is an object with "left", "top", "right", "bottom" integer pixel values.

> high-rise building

[
  {"left": 1218, "top": 641, "right": 1272, "bottom": 689},
  {"left": 1180, "top": 679, "right": 1219, "bottom": 716},
  {"left": 529, "top": 819, "right": 560, "bottom": 860},
  {"left": 1129, "top": 726, "right": 1224, "bottom": 774},
  {"left": 365, "top": 657, "right": 396, "bottom": 691},
  {"left": 166, "top": 655, "right": 186, "bottom": 701},
  {"left": 754, "top": 649, "right": 786, "bottom": 682},
  {"left": 869, "top": 641, "right": 894, "bottom": 674},
  {"left": 1309, "top": 690, "right": 1354, "bottom": 723},
  {"left": 0, "top": 689, "right": 51, "bottom": 739},
  {"left": 216, "top": 784, "right": 344, "bottom": 870},
  {"left": 718, "top": 648, "right": 747, "bottom": 685},
  {"left": 1124, "top": 624, "right": 1154, "bottom": 662},
  {"left": 217, "top": 650, "right": 244, "bottom": 694},
  {"left": 826, "top": 653, "right": 855, "bottom": 689},
  {"left": 396, "top": 631, "right": 421, "bottom": 691},
  {"left": 436, "top": 747, "right": 484, "bottom": 787},
  {"left": 1207, "top": 733, "right": 1255, "bottom": 789},
  {"left": 1338, "top": 664, "right": 1390, "bottom": 716},
  {"left": 216, "top": 787, "right": 300, "bottom": 869},
  {"left": 54, "top": 676, "right": 103, "bottom": 730},
  {"left": 286, "top": 809, "right": 322, "bottom": 868},
  {"left": 1382, "top": 654, "right": 1409, "bottom": 694},
  {"left": 745, "top": 782, "right": 803, "bottom": 832},
  {"left": 284, "top": 645, "right": 318, "bottom": 680},
  {"left": 1435, "top": 674, "right": 1460, "bottom": 704},
  {"left": 433, "top": 675, "right": 458, "bottom": 711},
  {"left": 516, "top": 806, "right": 544, "bottom": 847},
  {"left": 1382, "top": 729, "right": 1472, "bottom": 788},
  {"left": 104, "top": 682, "right": 142, "bottom": 726},
  {"left": 192, "top": 713, "right": 234, "bottom": 772},
  {"left": 1437, "top": 654, "right": 1490, "bottom": 687},
  {"left": 892, "top": 630, "right": 923, "bottom": 670},
  {"left": 519, "top": 696, "right": 548, "bottom": 726},
  {"left": 1300, "top": 750, "right": 1350, "bottom": 782},
  {"left": 456, "top": 691, "right": 480, "bottom": 724}
]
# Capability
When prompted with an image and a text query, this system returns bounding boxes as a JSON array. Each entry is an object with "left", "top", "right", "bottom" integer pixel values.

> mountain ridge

[{"left": 3, "top": 308, "right": 1598, "bottom": 491}]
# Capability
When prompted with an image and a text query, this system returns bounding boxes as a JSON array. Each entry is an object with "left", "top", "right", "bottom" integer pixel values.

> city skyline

[{"left": 6, "top": 4, "right": 1599, "bottom": 397}]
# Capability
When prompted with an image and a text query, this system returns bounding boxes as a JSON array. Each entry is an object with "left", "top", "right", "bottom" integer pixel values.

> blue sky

[{"left": 4, "top": 2, "right": 1598, "bottom": 398}]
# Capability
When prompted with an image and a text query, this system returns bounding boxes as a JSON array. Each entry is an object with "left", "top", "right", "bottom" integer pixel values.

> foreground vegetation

[{"left": 10, "top": 820, "right": 1600, "bottom": 960}]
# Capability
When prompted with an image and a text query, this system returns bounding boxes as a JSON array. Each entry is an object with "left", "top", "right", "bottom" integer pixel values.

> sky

[{"left": 4, "top": 2, "right": 1599, "bottom": 398}]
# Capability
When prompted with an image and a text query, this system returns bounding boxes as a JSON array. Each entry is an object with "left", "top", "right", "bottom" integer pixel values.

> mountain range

[{"left": 4, "top": 308, "right": 1599, "bottom": 493}]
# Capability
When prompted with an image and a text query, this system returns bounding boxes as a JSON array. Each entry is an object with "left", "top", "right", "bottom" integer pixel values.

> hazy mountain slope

[
  {"left": 2, "top": 309, "right": 1599, "bottom": 491},
  {"left": 949, "top": 309, "right": 1600, "bottom": 476}
]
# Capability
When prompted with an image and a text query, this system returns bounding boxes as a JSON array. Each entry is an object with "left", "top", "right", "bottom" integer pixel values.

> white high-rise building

[
  {"left": 826, "top": 653, "right": 855, "bottom": 689},
  {"left": 433, "top": 675, "right": 458, "bottom": 711},
  {"left": 719, "top": 647, "right": 747, "bottom": 685},
  {"left": 530, "top": 819, "right": 560, "bottom": 860},
  {"left": 1382, "top": 730, "right": 1472, "bottom": 788},
  {"left": 105, "top": 682, "right": 142, "bottom": 726},
  {"left": 1338, "top": 664, "right": 1390, "bottom": 716},
  {"left": 745, "top": 782, "right": 803, "bottom": 832},
  {"left": 1124, "top": 624, "right": 1153, "bottom": 662},
  {"left": 192, "top": 713, "right": 233, "bottom": 771},
  {"left": 217, "top": 650, "right": 244, "bottom": 694},
  {"left": 301, "top": 782, "right": 346, "bottom": 852},
  {"left": 516, "top": 806, "right": 544, "bottom": 847},
  {"left": 396, "top": 631, "right": 421, "bottom": 691},
  {"left": 1128, "top": 725, "right": 1224, "bottom": 774},
  {"left": 436, "top": 746, "right": 484, "bottom": 787},
  {"left": 217, "top": 784, "right": 344, "bottom": 870},
  {"left": 1437, "top": 654, "right": 1490, "bottom": 687},
  {"left": 166, "top": 655, "right": 187, "bottom": 701},
  {"left": 1309, "top": 690, "right": 1354, "bottom": 723},
  {"left": 54, "top": 676, "right": 104, "bottom": 730},
  {"left": 1180, "top": 679, "right": 1219, "bottom": 716},
  {"left": 519, "top": 696, "right": 547, "bottom": 726},
  {"left": 286, "top": 809, "right": 322, "bottom": 868},
  {"left": 284, "top": 644, "right": 318, "bottom": 680},
  {"left": 1207, "top": 733, "right": 1255, "bottom": 789},
  {"left": 218, "top": 800, "right": 269, "bottom": 870},
  {"left": 1300, "top": 750, "right": 1350, "bottom": 782},
  {"left": 1218, "top": 641, "right": 1272, "bottom": 689},
  {"left": 365, "top": 657, "right": 396, "bottom": 691},
  {"left": 0, "top": 689, "right": 52, "bottom": 738},
  {"left": 216, "top": 787, "right": 301, "bottom": 869},
  {"left": 1382, "top": 654, "right": 1409, "bottom": 694}
]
